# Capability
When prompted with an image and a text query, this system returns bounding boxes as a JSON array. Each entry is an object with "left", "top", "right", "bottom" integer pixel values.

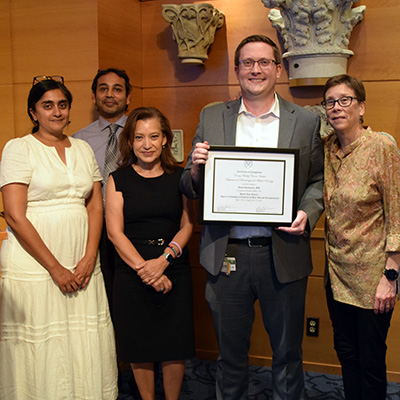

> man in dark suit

[{"left": 180, "top": 35, "right": 324, "bottom": 400}]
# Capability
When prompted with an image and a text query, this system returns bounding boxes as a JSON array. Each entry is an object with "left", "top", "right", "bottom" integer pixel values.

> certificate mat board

[{"left": 200, "top": 146, "right": 299, "bottom": 226}]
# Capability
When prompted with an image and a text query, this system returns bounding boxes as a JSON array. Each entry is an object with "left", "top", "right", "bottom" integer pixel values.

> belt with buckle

[
  {"left": 130, "top": 238, "right": 166, "bottom": 246},
  {"left": 228, "top": 237, "right": 272, "bottom": 247}
]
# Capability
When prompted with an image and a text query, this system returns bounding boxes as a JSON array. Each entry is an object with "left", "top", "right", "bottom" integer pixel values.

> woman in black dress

[{"left": 106, "top": 107, "right": 195, "bottom": 400}]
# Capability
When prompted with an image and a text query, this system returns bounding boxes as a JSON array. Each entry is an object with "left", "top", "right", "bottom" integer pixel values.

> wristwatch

[
  {"left": 383, "top": 268, "right": 399, "bottom": 281},
  {"left": 162, "top": 252, "right": 175, "bottom": 265}
]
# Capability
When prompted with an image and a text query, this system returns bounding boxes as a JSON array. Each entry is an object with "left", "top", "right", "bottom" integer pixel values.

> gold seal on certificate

[{"left": 200, "top": 146, "right": 299, "bottom": 225}]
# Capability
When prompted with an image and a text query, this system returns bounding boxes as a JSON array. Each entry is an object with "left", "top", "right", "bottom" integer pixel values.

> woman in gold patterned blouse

[{"left": 321, "top": 74, "right": 400, "bottom": 400}]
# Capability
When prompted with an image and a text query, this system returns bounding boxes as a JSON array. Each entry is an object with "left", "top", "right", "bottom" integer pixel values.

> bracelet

[
  {"left": 168, "top": 245, "right": 178, "bottom": 258},
  {"left": 169, "top": 241, "right": 182, "bottom": 257}
]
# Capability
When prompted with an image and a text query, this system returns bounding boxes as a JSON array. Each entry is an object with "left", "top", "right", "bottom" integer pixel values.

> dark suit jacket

[{"left": 180, "top": 95, "right": 324, "bottom": 283}]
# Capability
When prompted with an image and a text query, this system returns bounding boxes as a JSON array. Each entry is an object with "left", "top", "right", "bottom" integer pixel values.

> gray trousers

[{"left": 206, "top": 242, "right": 307, "bottom": 400}]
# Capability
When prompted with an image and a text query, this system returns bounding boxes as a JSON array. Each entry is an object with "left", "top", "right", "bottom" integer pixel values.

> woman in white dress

[{"left": 0, "top": 76, "right": 118, "bottom": 399}]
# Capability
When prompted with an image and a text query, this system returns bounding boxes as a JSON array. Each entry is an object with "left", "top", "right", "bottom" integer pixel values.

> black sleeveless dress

[{"left": 111, "top": 165, "right": 195, "bottom": 363}]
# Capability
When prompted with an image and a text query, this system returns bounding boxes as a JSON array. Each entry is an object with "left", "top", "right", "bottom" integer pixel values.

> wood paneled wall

[
  {"left": 98, "top": 0, "right": 143, "bottom": 108},
  {"left": 2, "top": 0, "right": 400, "bottom": 381},
  {"left": 0, "top": 0, "right": 142, "bottom": 230}
]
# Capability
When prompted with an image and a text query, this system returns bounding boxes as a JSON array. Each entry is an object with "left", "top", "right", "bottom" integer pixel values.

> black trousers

[
  {"left": 206, "top": 243, "right": 307, "bottom": 400},
  {"left": 326, "top": 283, "right": 393, "bottom": 400}
]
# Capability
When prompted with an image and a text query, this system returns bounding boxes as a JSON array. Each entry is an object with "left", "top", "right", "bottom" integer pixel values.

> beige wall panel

[
  {"left": 10, "top": 0, "right": 99, "bottom": 84},
  {"left": 362, "top": 81, "right": 400, "bottom": 141},
  {"left": 98, "top": 0, "right": 142, "bottom": 88},
  {"left": 1, "top": 0, "right": 15, "bottom": 223},
  {"left": 310, "top": 237, "right": 325, "bottom": 277},
  {"left": 127, "top": 87, "right": 144, "bottom": 113},
  {"left": 0, "top": 1, "right": 13, "bottom": 84},
  {"left": 0, "top": 85, "right": 17, "bottom": 147},
  {"left": 347, "top": 1, "right": 400, "bottom": 81},
  {"left": 276, "top": 84, "right": 324, "bottom": 107},
  {"left": 0, "top": 85, "right": 15, "bottom": 232},
  {"left": 387, "top": 307, "right": 400, "bottom": 380},
  {"left": 141, "top": 0, "right": 283, "bottom": 88},
  {"left": 310, "top": 212, "right": 325, "bottom": 278},
  {"left": 12, "top": 83, "right": 34, "bottom": 138}
]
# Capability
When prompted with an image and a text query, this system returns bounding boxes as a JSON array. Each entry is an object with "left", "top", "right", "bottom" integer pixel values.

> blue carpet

[{"left": 118, "top": 357, "right": 400, "bottom": 399}]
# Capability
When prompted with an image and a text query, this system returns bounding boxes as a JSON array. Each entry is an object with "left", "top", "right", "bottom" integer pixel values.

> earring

[
  {"left": 162, "top": 145, "right": 166, "bottom": 149},
  {"left": 129, "top": 147, "right": 133, "bottom": 151}
]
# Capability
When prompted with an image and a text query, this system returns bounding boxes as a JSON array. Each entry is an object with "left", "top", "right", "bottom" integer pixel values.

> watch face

[
  {"left": 163, "top": 252, "right": 174, "bottom": 264},
  {"left": 385, "top": 269, "right": 399, "bottom": 280}
]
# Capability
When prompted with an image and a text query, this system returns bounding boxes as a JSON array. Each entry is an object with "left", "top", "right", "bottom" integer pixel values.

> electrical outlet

[{"left": 306, "top": 317, "right": 319, "bottom": 337}]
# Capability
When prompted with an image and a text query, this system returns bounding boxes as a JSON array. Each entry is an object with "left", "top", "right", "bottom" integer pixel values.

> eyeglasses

[
  {"left": 321, "top": 96, "right": 358, "bottom": 110},
  {"left": 238, "top": 59, "right": 278, "bottom": 70},
  {"left": 32, "top": 75, "right": 64, "bottom": 86}
]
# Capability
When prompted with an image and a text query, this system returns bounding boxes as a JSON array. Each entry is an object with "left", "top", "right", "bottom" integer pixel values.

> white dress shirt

[{"left": 230, "top": 94, "right": 280, "bottom": 239}]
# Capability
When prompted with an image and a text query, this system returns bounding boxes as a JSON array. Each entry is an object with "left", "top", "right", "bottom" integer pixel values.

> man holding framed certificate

[{"left": 180, "top": 35, "right": 324, "bottom": 400}]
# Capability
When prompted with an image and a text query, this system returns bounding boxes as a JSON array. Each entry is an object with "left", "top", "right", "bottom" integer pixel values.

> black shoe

[{"left": 128, "top": 374, "right": 142, "bottom": 400}]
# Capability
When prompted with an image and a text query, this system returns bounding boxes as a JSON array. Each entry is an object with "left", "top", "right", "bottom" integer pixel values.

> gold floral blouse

[{"left": 324, "top": 128, "right": 400, "bottom": 309}]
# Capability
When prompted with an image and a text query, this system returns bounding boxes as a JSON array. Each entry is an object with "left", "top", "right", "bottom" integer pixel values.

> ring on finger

[{"left": 160, "top": 287, "right": 164, "bottom": 292}]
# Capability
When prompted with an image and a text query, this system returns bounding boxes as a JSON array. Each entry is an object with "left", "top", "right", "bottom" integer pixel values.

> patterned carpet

[{"left": 118, "top": 357, "right": 400, "bottom": 399}]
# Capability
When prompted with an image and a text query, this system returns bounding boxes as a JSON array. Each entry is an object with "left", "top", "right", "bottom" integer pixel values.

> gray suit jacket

[{"left": 180, "top": 95, "right": 324, "bottom": 283}]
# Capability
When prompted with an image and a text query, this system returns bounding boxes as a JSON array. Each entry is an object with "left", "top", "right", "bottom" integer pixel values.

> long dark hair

[
  {"left": 118, "top": 107, "right": 179, "bottom": 174},
  {"left": 27, "top": 80, "right": 72, "bottom": 133}
]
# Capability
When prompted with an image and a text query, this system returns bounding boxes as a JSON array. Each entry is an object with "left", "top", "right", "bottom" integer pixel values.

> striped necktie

[{"left": 102, "top": 123, "right": 119, "bottom": 208}]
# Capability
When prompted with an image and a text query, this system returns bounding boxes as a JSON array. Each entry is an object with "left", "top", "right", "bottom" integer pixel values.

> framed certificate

[{"left": 199, "top": 146, "right": 299, "bottom": 226}]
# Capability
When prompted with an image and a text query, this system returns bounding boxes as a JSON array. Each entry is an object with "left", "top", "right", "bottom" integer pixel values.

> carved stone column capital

[
  {"left": 162, "top": 3, "right": 224, "bottom": 64},
  {"left": 262, "top": 0, "right": 366, "bottom": 86}
]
